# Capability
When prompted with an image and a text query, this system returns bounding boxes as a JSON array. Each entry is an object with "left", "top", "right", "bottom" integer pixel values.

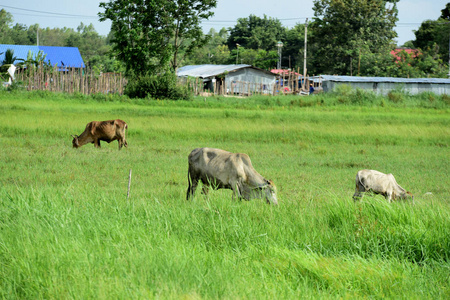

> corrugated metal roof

[
  {"left": 0, "top": 44, "right": 85, "bottom": 68},
  {"left": 319, "top": 75, "right": 450, "bottom": 84},
  {"left": 39, "top": 46, "right": 85, "bottom": 68},
  {"left": 0, "top": 44, "right": 39, "bottom": 61},
  {"left": 177, "top": 64, "right": 257, "bottom": 78}
]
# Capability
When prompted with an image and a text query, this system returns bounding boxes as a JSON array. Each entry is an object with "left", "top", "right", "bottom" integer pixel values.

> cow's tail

[
  {"left": 124, "top": 122, "right": 128, "bottom": 147},
  {"left": 186, "top": 169, "right": 193, "bottom": 200},
  {"left": 356, "top": 174, "right": 367, "bottom": 191}
]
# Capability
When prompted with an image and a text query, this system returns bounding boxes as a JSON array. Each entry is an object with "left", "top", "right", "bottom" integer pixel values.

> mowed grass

[{"left": 0, "top": 91, "right": 449, "bottom": 299}]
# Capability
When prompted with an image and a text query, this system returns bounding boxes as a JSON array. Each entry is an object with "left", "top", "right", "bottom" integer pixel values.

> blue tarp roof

[
  {"left": 0, "top": 44, "right": 85, "bottom": 68},
  {"left": 319, "top": 75, "right": 450, "bottom": 84}
]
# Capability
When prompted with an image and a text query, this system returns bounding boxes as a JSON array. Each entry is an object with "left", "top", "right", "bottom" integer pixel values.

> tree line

[{"left": 0, "top": 1, "right": 449, "bottom": 80}]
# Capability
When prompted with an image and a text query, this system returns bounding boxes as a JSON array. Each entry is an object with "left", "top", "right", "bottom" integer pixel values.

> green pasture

[{"left": 0, "top": 91, "right": 449, "bottom": 299}]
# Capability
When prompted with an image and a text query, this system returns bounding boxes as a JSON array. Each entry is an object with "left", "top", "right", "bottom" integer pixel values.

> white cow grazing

[
  {"left": 353, "top": 169, "right": 413, "bottom": 203},
  {"left": 186, "top": 147, "right": 278, "bottom": 205}
]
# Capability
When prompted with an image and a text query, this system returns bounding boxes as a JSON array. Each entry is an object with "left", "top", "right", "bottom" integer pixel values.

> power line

[
  {"left": 203, "top": 17, "right": 310, "bottom": 23},
  {"left": 2, "top": 4, "right": 446, "bottom": 28},
  {"left": 7, "top": 11, "right": 98, "bottom": 20},
  {"left": 0, "top": 4, "right": 98, "bottom": 18}
]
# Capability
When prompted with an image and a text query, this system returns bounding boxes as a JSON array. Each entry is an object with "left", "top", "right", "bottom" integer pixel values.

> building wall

[
  {"left": 225, "top": 68, "right": 276, "bottom": 95},
  {"left": 323, "top": 81, "right": 450, "bottom": 95}
]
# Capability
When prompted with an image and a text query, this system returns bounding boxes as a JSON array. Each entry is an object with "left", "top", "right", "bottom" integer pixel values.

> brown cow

[
  {"left": 186, "top": 147, "right": 278, "bottom": 204},
  {"left": 353, "top": 169, "right": 413, "bottom": 203},
  {"left": 72, "top": 119, "right": 128, "bottom": 150}
]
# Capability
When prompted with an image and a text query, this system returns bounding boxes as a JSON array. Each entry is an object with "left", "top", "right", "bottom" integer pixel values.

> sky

[{"left": 1, "top": 0, "right": 446, "bottom": 46}]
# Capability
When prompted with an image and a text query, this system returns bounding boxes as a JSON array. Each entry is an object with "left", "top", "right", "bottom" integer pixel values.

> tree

[
  {"left": 227, "top": 15, "right": 286, "bottom": 52},
  {"left": 183, "top": 28, "right": 230, "bottom": 65},
  {"left": 0, "top": 9, "right": 13, "bottom": 44},
  {"left": 312, "top": 0, "right": 398, "bottom": 75},
  {"left": 10, "top": 23, "right": 30, "bottom": 45},
  {"left": 26, "top": 24, "right": 40, "bottom": 46},
  {"left": 1, "top": 49, "right": 23, "bottom": 65},
  {"left": 66, "top": 22, "right": 111, "bottom": 70},
  {"left": 99, "top": 0, "right": 217, "bottom": 75},
  {"left": 23, "top": 50, "right": 48, "bottom": 67},
  {"left": 441, "top": 2, "right": 450, "bottom": 21},
  {"left": 167, "top": 0, "right": 217, "bottom": 70},
  {"left": 413, "top": 3, "right": 450, "bottom": 62},
  {"left": 385, "top": 46, "right": 447, "bottom": 78}
]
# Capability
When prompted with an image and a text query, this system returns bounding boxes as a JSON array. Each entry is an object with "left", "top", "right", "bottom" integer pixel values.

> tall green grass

[{"left": 0, "top": 90, "right": 449, "bottom": 298}]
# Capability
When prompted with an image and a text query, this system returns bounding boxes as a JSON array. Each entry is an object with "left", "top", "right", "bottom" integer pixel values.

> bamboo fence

[
  {"left": 14, "top": 65, "right": 127, "bottom": 95},
  {"left": 14, "top": 64, "right": 321, "bottom": 97}
]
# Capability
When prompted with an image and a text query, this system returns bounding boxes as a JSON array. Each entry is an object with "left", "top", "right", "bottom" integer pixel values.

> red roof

[{"left": 271, "top": 69, "right": 302, "bottom": 76}]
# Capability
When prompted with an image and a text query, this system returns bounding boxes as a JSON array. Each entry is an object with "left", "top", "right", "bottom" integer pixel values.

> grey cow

[{"left": 186, "top": 147, "right": 278, "bottom": 204}]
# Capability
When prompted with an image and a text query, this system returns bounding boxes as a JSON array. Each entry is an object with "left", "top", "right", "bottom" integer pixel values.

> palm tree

[
  {"left": 1, "top": 49, "right": 24, "bottom": 83},
  {"left": 1, "top": 49, "right": 23, "bottom": 65}
]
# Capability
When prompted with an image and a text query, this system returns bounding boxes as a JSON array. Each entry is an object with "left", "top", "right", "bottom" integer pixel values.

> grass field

[{"left": 0, "top": 90, "right": 449, "bottom": 299}]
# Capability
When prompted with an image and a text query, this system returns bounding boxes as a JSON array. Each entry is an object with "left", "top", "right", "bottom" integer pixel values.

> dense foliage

[
  {"left": 311, "top": 0, "right": 399, "bottom": 75},
  {"left": 227, "top": 15, "right": 286, "bottom": 51},
  {"left": 0, "top": 2, "right": 449, "bottom": 79},
  {"left": 99, "top": 0, "right": 217, "bottom": 75},
  {"left": 0, "top": 9, "right": 120, "bottom": 73},
  {"left": 412, "top": 4, "right": 450, "bottom": 73},
  {"left": 124, "top": 72, "right": 192, "bottom": 100}
]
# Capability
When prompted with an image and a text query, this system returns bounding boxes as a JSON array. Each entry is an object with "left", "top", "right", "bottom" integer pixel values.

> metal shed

[
  {"left": 177, "top": 64, "right": 276, "bottom": 95},
  {"left": 317, "top": 75, "right": 450, "bottom": 95}
]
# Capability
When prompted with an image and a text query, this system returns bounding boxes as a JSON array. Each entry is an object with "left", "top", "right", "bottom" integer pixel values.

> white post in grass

[{"left": 127, "top": 169, "right": 132, "bottom": 200}]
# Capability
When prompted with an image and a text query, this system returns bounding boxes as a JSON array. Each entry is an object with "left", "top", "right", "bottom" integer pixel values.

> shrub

[
  {"left": 387, "top": 91, "right": 404, "bottom": 103},
  {"left": 6, "top": 80, "right": 25, "bottom": 92},
  {"left": 349, "top": 88, "right": 375, "bottom": 105},
  {"left": 125, "top": 72, "right": 192, "bottom": 100},
  {"left": 441, "top": 94, "right": 450, "bottom": 105},
  {"left": 333, "top": 85, "right": 376, "bottom": 105},
  {"left": 333, "top": 84, "right": 353, "bottom": 96}
]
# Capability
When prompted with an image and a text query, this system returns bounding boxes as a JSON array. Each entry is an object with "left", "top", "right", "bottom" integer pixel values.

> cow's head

[
  {"left": 262, "top": 179, "right": 278, "bottom": 205},
  {"left": 396, "top": 190, "right": 414, "bottom": 201},
  {"left": 405, "top": 191, "right": 414, "bottom": 201},
  {"left": 71, "top": 135, "right": 80, "bottom": 148}
]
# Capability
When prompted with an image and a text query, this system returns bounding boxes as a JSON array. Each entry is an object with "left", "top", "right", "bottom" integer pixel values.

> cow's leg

[
  {"left": 353, "top": 184, "right": 364, "bottom": 202},
  {"left": 94, "top": 139, "right": 101, "bottom": 148},
  {"left": 201, "top": 185, "right": 210, "bottom": 196},
  {"left": 202, "top": 177, "right": 214, "bottom": 196},
  {"left": 385, "top": 192, "right": 393, "bottom": 203},
  {"left": 118, "top": 139, "right": 123, "bottom": 150},
  {"left": 186, "top": 174, "right": 198, "bottom": 201},
  {"left": 231, "top": 181, "right": 243, "bottom": 201}
]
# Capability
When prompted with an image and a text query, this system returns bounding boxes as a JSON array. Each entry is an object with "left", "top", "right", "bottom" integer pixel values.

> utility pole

[
  {"left": 303, "top": 18, "right": 308, "bottom": 90},
  {"left": 37, "top": 26, "right": 39, "bottom": 46},
  {"left": 358, "top": 48, "right": 361, "bottom": 76}
]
